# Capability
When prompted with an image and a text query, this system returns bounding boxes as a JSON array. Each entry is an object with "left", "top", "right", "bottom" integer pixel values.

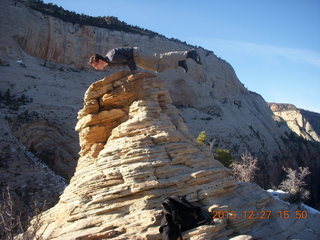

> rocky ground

[
  {"left": 1, "top": 0, "right": 320, "bottom": 237},
  {"left": 0, "top": 50, "right": 108, "bottom": 227},
  {"left": 24, "top": 70, "right": 320, "bottom": 240}
]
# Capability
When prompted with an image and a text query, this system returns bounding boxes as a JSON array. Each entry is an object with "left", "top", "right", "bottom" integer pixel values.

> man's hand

[{"left": 91, "top": 59, "right": 109, "bottom": 70}]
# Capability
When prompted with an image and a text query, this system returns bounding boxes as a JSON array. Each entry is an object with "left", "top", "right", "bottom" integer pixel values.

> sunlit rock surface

[{"left": 29, "top": 71, "right": 320, "bottom": 240}]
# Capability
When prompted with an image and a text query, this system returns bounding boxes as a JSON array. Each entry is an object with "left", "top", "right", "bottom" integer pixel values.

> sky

[{"left": 43, "top": 0, "right": 320, "bottom": 113}]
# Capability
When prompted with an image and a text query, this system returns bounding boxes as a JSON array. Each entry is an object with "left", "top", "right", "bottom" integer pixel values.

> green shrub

[
  {"left": 214, "top": 148, "right": 233, "bottom": 167},
  {"left": 196, "top": 131, "right": 206, "bottom": 145}
]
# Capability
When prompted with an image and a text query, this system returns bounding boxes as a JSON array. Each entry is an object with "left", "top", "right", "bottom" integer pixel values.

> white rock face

[
  {"left": 29, "top": 71, "right": 320, "bottom": 240},
  {"left": 0, "top": 0, "right": 285, "bottom": 164},
  {"left": 269, "top": 103, "right": 320, "bottom": 142},
  {"left": 1, "top": 0, "right": 320, "bottom": 214}
]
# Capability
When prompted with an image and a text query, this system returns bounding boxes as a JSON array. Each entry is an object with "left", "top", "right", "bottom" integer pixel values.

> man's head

[{"left": 89, "top": 54, "right": 109, "bottom": 70}]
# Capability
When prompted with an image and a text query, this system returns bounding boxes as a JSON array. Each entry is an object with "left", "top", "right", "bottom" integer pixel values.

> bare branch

[
  {"left": 279, "top": 166, "right": 311, "bottom": 203},
  {"left": 0, "top": 187, "right": 48, "bottom": 240},
  {"left": 230, "top": 151, "right": 259, "bottom": 183}
]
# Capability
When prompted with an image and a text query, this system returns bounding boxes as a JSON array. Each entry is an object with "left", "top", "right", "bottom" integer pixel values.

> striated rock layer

[
  {"left": 2, "top": 0, "right": 320, "bottom": 206},
  {"left": 269, "top": 103, "right": 320, "bottom": 142},
  {"left": 31, "top": 71, "right": 320, "bottom": 240}
]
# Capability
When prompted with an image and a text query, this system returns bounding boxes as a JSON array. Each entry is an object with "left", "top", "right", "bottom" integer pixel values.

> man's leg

[
  {"left": 187, "top": 49, "right": 201, "bottom": 64},
  {"left": 157, "top": 50, "right": 201, "bottom": 72},
  {"left": 133, "top": 48, "right": 201, "bottom": 73},
  {"left": 133, "top": 47, "right": 161, "bottom": 72},
  {"left": 157, "top": 51, "right": 188, "bottom": 72},
  {"left": 178, "top": 60, "right": 188, "bottom": 73}
]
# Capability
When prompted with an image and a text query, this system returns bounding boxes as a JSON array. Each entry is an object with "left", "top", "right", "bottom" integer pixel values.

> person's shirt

[{"left": 105, "top": 47, "right": 137, "bottom": 71}]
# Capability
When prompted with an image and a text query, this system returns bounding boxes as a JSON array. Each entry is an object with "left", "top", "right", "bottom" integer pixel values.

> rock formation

[
  {"left": 269, "top": 103, "right": 320, "bottom": 142},
  {"left": 1, "top": 0, "right": 320, "bottom": 223},
  {"left": 13, "top": 120, "right": 78, "bottom": 179},
  {"left": 300, "top": 109, "right": 320, "bottom": 138},
  {"left": 0, "top": 0, "right": 293, "bottom": 182},
  {"left": 0, "top": 118, "right": 66, "bottom": 226},
  {"left": 31, "top": 71, "right": 320, "bottom": 240}
]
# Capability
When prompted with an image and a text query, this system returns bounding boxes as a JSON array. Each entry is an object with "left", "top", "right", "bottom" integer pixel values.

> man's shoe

[
  {"left": 178, "top": 60, "right": 188, "bottom": 73},
  {"left": 187, "top": 49, "right": 201, "bottom": 65}
]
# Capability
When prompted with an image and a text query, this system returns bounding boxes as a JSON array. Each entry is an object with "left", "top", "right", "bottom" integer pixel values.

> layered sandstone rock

[
  {"left": 2, "top": 0, "right": 320, "bottom": 201},
  {"left": 269, "top": 103, "right": 320, "bottom": 142},
  {"left": 300, "top": 109, "right": 320, "bottom": 139},
  {"left": 13, "top": 121, "right": 78, "bottom": 179},
  {"left": 28, "top": 71, "right": 320, "bottom": 240}
]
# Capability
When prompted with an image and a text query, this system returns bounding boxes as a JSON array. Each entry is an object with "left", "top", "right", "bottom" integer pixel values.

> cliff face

[
  {"left": 31, "top": 71, "right": 320, "bottom": 240},
  {"left": 300, "top": 109, "right": 320, "bottom": 138},
  {"left": 269, "top": 103, "right": 320, "bottom": 142},
  {"left": 0, "top": 0, "right": 287, "bottom": 174},
  {"left": 1, "top": 0, "right": 320, "bottom": 218}
]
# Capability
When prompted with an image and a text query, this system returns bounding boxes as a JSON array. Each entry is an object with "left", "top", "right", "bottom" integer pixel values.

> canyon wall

[
  {"left": 1, "top": 0, "right": 320, "bottom": 218},
  {"left": 269, "top": 103, "right": 320, "bottom": 142},
  {"left": 29, "top": 71, "right": 320, "bottom": 240}
]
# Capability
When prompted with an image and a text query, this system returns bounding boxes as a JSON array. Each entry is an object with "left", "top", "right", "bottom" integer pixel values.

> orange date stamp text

[{"left": 211, "top": 210, "right": 309, "bottom": 220}]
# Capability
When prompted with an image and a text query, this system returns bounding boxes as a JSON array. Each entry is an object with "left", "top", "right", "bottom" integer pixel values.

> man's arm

[
  {"left": 126, "top": 58, "right": 137, "bottom": 71},
  {"left": 106, "top": 48, "right": 137, "bottom": 71}
]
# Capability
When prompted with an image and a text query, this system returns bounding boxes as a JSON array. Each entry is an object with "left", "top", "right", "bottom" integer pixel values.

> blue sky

[{"left": 43, "top": 0, "right": 320, "bottom": 113}]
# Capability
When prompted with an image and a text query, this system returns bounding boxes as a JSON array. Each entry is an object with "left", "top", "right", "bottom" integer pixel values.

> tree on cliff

[
  {"left": 196, "top": 131, "right": 206, "bottom": 145},
  {"left": 0, "top": 187, "right": 47, "bottom": 240},
  {"left": 214, "top": 148, "right": 233, "bottom": 168},
  {"left": 23, "top": 0, "right": 164, "bottom": 38},
  {"left": 279, "top": 166, "right": 311, "bottom": 203},
  {"left": 230, "top": 151, "right": 259, "bottom": 183}
]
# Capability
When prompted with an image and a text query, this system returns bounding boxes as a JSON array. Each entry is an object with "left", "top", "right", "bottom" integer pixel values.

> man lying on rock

[{"left": 89, "top": 47, "right": 201, "bottom": 73}]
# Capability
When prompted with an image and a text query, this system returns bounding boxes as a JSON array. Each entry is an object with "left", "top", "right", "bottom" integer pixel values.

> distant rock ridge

[
  {"left": 269, "top": 102, "right": 320, "bottom": 142},
  {"left": 300, "top": 109, "right": 320, "bottom": 138},
  {"left": 28, "top": 71, "right": 320, "bottom": 240},
  {"left": 268, "top": 103, "right": 298, "bottom": 112}
]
